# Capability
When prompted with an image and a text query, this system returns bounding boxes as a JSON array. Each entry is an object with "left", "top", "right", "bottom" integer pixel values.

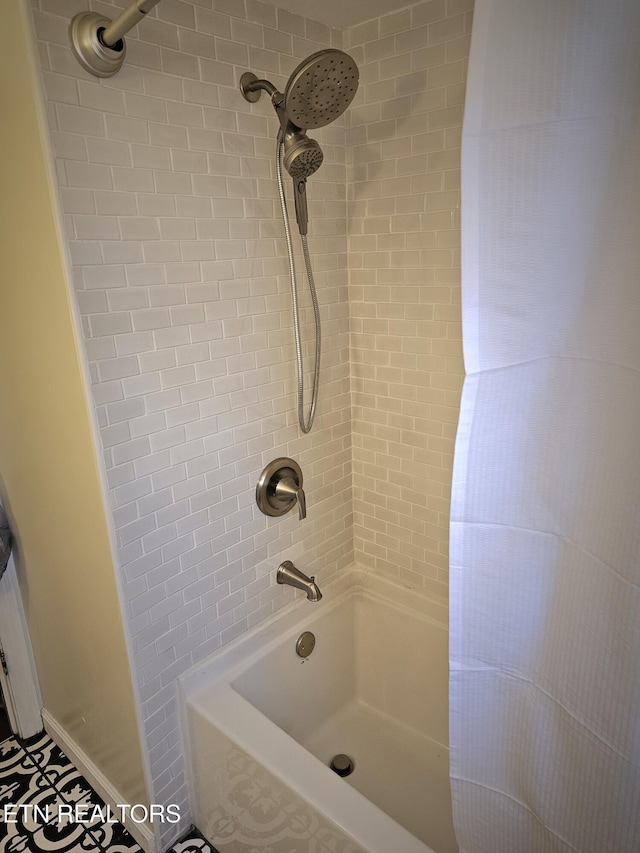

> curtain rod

[{"left": 69, "top": 0, "right": 162, "bottom": 77}]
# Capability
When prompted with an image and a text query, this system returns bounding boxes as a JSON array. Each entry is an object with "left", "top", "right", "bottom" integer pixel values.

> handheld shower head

[
  {"left": 279, "top": 122, "right": 323, "bottom": 235},
  {"left": 281, "top": 123, "right": 323, "bottom": 180}
]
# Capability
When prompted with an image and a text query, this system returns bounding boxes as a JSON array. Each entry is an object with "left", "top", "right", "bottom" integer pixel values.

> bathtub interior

[
  {"left": 231, "top": 595, "right": 356, "bottom": 744},
  {"left": 231, "top": 586, "right": 456, "bottom": 853},
  {"left": 233, "top": 591, "right": 449, "bottom": 741},
  {"left": 181, "top": 568, "right": 457, "bottom": 853}
]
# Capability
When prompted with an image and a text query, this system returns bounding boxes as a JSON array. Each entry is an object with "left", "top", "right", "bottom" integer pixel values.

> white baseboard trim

[{"left": 42, "top": 709, "right": 157, "bottom": 853}]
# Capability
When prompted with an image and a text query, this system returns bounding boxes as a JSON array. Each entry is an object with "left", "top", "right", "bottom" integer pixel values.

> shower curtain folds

[{"left": 450, "top": 1, "right": 640, "bottom": 852}]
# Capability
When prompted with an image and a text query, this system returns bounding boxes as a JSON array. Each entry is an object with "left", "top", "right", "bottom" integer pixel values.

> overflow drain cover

[
  {"left": 296, "top": 631, "right": 315, "bottom": 658},
  {"left": 330, "top": 754, "right": 354, "bottom": 777}
]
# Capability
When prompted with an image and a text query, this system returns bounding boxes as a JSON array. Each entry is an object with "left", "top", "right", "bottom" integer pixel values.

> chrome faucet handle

[
  {"left": 274, "top": 477, "right": 306, "bottom": 520},
  {"left": 296, "top": 486, "right": 306, "bottom": 520},
  {"left": 256, "top": 458, "right": 306, "bottom": 520}
]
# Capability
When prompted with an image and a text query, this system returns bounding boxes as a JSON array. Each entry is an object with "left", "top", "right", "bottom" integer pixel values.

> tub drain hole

[{"left": 330, "top": 754, "right": 354, "bottom": 777}]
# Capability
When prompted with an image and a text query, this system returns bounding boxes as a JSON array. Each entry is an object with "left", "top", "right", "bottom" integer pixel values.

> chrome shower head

[
  {"left": 240, "top": 49, "right": 359, "bottom": 131},
  {"left": 284, "top": 49, "right": 359, "bottom": 130},
  {"left": 239, "top": 49, "right": 359, "bottom": 236}
]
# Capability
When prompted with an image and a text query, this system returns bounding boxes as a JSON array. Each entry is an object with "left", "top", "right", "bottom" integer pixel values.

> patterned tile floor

[{"left": 0, "top": 733, "right": 217, "bottom": 852}]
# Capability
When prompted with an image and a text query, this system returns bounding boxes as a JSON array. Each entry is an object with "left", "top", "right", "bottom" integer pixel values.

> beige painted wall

[{"left": 0, "top": 1, "right": 147, "bottom": 809}]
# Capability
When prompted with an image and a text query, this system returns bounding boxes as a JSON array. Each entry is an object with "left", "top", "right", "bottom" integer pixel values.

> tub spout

[{"left": 277, "top": 560, "right": 322, "bottom": 602}]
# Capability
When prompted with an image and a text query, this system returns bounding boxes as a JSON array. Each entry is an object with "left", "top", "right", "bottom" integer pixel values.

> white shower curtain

[{"left": 450, "top": 1, "right": 640, "bottom": 852}]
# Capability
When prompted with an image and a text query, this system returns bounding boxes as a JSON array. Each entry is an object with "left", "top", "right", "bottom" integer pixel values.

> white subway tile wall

[
  {"left": 347, "top": 0, "right": 470, "bottom": 599},
  {"left": 35, "top": 0, "right": 350, "bottom": 843},
  {"left": 32, "top": 0, "right": 468, "bottom": 844}
]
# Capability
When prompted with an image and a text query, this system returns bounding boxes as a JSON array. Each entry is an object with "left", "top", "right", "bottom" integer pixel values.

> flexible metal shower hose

[{"left": 276, "top": 140, "right": 321, "bottom": 434}]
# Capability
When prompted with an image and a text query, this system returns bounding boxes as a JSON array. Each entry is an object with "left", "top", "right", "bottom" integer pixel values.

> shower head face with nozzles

[
  {"left": 281, "top": 124, "right": 324, "bottom": 180},
  {"left": 284, "top": 49, "right": 359, "bottom": 130}
]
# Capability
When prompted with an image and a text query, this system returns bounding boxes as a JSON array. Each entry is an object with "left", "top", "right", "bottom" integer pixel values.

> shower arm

[
  {"left": 240, "top": 73, "right": 286, "bottom": 112},
  {"left": 69, "top": 0, "right": 162, "bottom": 77},
  {"left": 101, "top": 0, "right": 162, "bottom": 47},
  {"left": 241, "top": 74, "right": 320, "bottom": 150},
  {"left": 241, "top": 74, "right": 301, "bottom": 150}
]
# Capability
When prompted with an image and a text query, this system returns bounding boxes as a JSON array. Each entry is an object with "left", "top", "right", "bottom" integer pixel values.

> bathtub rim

[{"left": 183, "top": 681, "right": 434, "bottom": 853}]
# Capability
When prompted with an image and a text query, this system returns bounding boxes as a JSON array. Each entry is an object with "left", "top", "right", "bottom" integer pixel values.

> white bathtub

[{"left": 179, "top": 565, "right": 457, "bottom": 853}]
